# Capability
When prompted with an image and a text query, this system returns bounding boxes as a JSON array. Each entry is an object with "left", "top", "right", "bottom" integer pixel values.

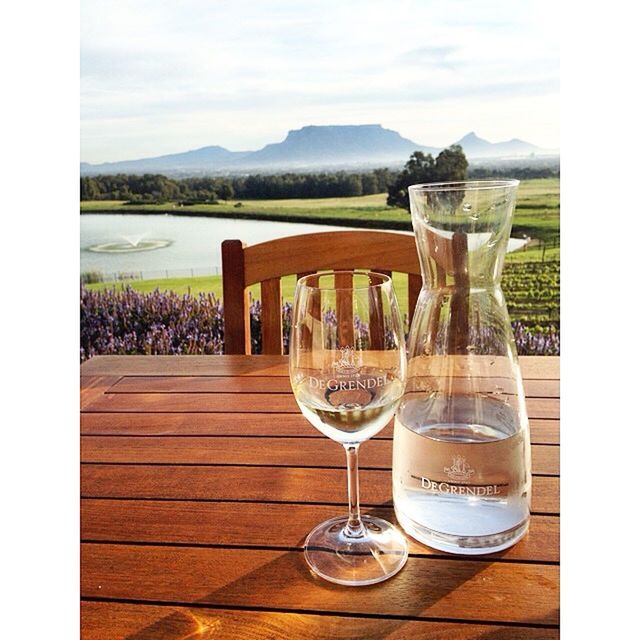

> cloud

[
  {"left": 396, "top": 45, "right": 461, "bottom": 70},
  {"left": 80, "top": 0, "right": 560, "bottom": 162}
]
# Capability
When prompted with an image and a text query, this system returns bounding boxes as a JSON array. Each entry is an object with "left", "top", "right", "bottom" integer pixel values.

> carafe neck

[
  {"left": 415, "top": 227, "right": 508, "bottom": 290},
  {"left": 409, "top": 180, "right": 518, "bottom": 290}
]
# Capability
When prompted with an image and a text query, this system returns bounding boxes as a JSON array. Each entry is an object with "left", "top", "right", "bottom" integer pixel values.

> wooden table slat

[
  {"left": 80, "top": 354, "right": 560, "bottom": 379},
  {"left": 80, "top": 376, "right": 122, "bottom": 408},
  {"left": 108, "top": 375, "right": 559, "bottom": 398},
  {"left": 81, "top": 543, "right": 559, "bottom": 625},
  {"left": 81, "top": 465, "right": 559, "bottom": 514},
  {"left": 81, "top": 391, "right": 560, "bottom": 419},
  {"left": 81, "top": 601, "right": 560, "bottom": 640},
  {"left": 81, "top": 498, "right": 559, "bottom": 563},
  {"left": 81, "top": 436, "right": 559, "bottom": 475},
  {"left": 81, "top": 412, "right": 560, "bottom": 444}
]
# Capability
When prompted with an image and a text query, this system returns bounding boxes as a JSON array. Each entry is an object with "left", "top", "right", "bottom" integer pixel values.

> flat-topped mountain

[
  {"left": 80, "top": 125, "right": 556, "bottom": 175},
  {"left": 243, "top": 124, "right": 439, "bottom": 168}
]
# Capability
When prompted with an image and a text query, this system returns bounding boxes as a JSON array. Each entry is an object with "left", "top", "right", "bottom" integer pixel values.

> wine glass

[{"left": 289, "top": 270, "right": 408, "bottom": 586}]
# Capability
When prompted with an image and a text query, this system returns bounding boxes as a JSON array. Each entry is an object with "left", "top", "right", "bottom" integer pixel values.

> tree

[
  {"left": 387, "top": 145, "right": 468, "bottom": 211},
  {"left": 80, "top": 177, "right": 100, "bottom": 200},
  {"left": 433, "top": 144, "right": 468, "bottom": 182},
  {"left": 216, "top": 180, "right": 234, "bottom": 200},
  {"left": 361, "top": 173, "right": 379, "bottom": 195}
]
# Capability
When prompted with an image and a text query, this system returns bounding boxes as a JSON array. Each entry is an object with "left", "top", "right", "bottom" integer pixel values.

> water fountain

[{"left": 87, "top": 233, "right": 171, "bottom": 253}]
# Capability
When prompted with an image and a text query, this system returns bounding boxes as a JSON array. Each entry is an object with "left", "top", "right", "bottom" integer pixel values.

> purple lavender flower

[{"left": 80, "top": 287, "right": 559, "bottom": 360}]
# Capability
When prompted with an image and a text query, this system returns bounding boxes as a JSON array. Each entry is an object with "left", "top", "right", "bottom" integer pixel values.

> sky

[{"left": 80, "top": 0, "right": 560, "bottom": 163}]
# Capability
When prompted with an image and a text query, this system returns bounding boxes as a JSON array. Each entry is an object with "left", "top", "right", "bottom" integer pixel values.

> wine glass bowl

[{"left": 289, "top": 270, "right": 408, "bottom": 586}]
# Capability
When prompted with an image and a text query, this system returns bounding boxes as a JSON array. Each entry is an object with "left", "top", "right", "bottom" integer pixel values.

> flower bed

[{"left": 81, "top": 286, "right": 559, "bottom": 361}]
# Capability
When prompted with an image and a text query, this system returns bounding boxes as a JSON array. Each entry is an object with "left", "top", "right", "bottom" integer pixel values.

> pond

[
  {"left": 80, "top": 214, "right": 352, "bottom": 279},
  {"left": 80, "top": 214, "right": 529, "bottom": 280}
]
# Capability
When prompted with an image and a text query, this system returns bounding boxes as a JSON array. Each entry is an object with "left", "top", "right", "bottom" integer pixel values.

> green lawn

[
  {"left": 80, "top": 192, "right": 406, "bottom": 227},
  {"left": 81, "top": 178, "right": 560, "bottom": 238},
  {"left": 81, "top": 192, "right": 390, "bottom": 211}
]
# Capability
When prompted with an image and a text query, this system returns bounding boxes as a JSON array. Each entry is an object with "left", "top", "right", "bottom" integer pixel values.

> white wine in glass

[{"left": 289, "top": 270, "right": 408, "bottom": 586}]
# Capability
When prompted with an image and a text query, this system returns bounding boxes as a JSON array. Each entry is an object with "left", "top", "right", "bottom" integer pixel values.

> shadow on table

[
  {"left": 121, "top": 547, "right": 492, "bottom": 639},
  {"left": 118, "top": 501, "right": 556, "bottom": 639}
]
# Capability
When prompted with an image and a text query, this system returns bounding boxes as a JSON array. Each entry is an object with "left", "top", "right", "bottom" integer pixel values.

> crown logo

[
  {"left": 445, "top": 455, "right": 475, "bottom": 481},
  {"left": 332, "top": 346, "right": 360, "bottom": 374}
]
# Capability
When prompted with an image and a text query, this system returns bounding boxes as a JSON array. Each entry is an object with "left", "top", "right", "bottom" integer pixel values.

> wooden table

[{"left": 81, "top": 355, "right": 559, "bottom": 639}]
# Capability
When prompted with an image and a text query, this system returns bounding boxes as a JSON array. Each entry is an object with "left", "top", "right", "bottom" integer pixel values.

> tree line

[
  {"left": 80, "top": 148, "right": 558, "bottom": 206},
  {"left": 468, "top": 166, "right": 559, "bottom": 180},
  {"left": 80, "top": 168, "right": 396, "bottom": 202}
]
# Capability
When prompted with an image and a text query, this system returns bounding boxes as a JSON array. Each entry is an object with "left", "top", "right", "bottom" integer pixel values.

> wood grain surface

[
  {"left": 81, "top": 412, "right": 560, "bottom": 444},
  {"left": 79, "top": 354, "right": 559, "bottom": 378},
  {"left": 82, "top": 601, "right": 560, "bottom": 640},
  {"left": 80, "top": 355, "right": 560, "bottom": 639},
  {"left": 105, "top": 375, "right": 559, "bottom": 397},
  {"left": 81, "top": 465, "right": 559, "bottom": 514},
  {"left": 81, "top": 499, "right": 559, "bottom": 562},
  {"left": 81, "top": 543, "right": 559, "bottom": 623},
  {"left": 80, "top": 436, "right": 559, "bottom": 474}
]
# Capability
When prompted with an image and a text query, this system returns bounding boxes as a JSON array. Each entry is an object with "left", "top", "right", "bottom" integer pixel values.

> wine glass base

[{"left": 303, "top": 515, "right": 408, "bottom": 586}]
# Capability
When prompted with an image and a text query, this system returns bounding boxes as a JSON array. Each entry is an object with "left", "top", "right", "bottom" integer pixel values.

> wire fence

[
  {"left": 80, "top": 266, "right": 222, "bottom": 285},
  {"left": 517, "top": 236, "right": 559, "bottom": 261}
]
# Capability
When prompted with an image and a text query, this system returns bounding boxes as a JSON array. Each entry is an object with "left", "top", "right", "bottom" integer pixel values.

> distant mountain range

[{"left": 80, "top": 124, "right": 558, "bottom": 176}]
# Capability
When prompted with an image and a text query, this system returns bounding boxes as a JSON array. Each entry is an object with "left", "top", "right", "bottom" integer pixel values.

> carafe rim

[{"left": 408, "top": 179, "right": 519, "bottom": 193}]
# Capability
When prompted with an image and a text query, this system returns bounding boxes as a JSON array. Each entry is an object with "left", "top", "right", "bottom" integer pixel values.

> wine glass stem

[{"left": 344, "top": 444, "right": 365, "bottom": 538}]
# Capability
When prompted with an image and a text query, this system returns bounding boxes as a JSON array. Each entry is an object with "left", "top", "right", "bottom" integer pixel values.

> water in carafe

[{"left": 392, "top": 180, "right": 531, "bottom": 555}]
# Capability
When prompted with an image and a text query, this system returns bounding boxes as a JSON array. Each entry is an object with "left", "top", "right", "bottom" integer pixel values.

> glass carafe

[{"left": 392, "top": 180, "right": 531, "bottom": 555}]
